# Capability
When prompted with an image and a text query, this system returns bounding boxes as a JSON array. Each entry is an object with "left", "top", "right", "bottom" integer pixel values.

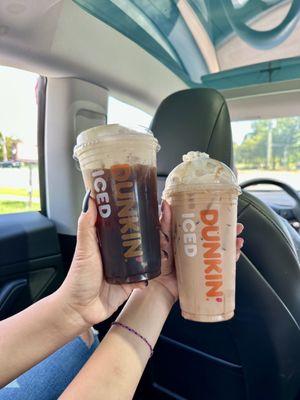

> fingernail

[
  {"left": 240, "top": 238, "right": 244, "bottom": 247},
  {"left": 161, "top": 249, "right": 169, "bottom": 259},
  {"left": 161, "top": 201, "right": 165, "bottom": 212},
  {"left": 161, "top": 229, "right": 170, "bottom": 242},
  {"left": 145, "top": 280, "right": 149, "bottom": 287},
  {"left": 82, "top": 189, "right": 91, "bottom": 213}
]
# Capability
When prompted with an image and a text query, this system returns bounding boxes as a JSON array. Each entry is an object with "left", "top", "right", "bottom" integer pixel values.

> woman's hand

[
  {"left": 57, "top": 192, "right": 146, "bottom": 331},
  {"left": 236, "top": 223, "right": 244, "bottom": 260},
  {"left": 57, "top": 192, "right": 244, "bottom": 332},
  {"left": 154, "top": 201, "right": 244, "bottom": 303}
]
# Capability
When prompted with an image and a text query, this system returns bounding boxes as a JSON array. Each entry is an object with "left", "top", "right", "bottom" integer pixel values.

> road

[
  {"left": 0, "top": 194, "right": 40, "bottom": 203},
  {"left": 238, "top": 170, "right": 300, "bottom": 190},
  {"left": 0, "top": 167, "right": 299, "bottom": 197},
  {"left": 0, "top": 167, "right": 39, "bottom": 188}
]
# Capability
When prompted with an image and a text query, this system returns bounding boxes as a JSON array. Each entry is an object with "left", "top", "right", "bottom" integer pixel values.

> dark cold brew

[{"left": 92, "top": 163, "right": 161, "bottom": 283}]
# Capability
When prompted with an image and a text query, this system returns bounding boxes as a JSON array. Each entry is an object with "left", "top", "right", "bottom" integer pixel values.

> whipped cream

[{"left": 163, "top": 151, "right": 240, "bottom": 196}]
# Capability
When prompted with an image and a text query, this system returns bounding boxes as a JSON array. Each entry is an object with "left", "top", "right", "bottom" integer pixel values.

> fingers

[
  {"left": 76, "top": 192, "right": 99, "bottom": 259},
  {"left": 236, "top": 223, "right": 244, "bottom": 236},
  {"left": 236, "top": 223, "right": 244, "bottom": 262},
  {"left": 236, "top": 237, "right": 244, "bottom": 261},
  {"left": 159, "top": 201, "right": 174, "bottom": 275}
]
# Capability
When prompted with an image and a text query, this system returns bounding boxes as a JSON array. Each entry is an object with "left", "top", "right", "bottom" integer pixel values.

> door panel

[{"left": 0, "top": 212, "right": 65, "bottom": 319}]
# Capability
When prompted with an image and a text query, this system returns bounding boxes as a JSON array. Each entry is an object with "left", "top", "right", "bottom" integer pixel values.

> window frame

[{"left": 36, "top": 76, "right": 47, "bottom": 216}]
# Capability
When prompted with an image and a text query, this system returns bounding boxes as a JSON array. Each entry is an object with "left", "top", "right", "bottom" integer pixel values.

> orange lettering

[
  {"left": 202, "top": 226, "right": 219, "bottom": 241},
  {"left": 206, "top": 281, "right": 223, "bottom": 297},
  {"left": 200, "top": 210, "right": 218, "bottom": 225},
  {"left": 201, "top": 209, "right": 223, "bottom": 298},
  {"left": 115, "top": 181, "right": 133, "bottom": 199},
  {"left": 123, "top": 239, "right": 143, "bottom": 257},
  {"left": 120, "top": 217, "right": 139, "bottom": 233},
  {"left": 203, "top": 242, "right": 221, "bottom": 259},
  {"left": 111, "top": 164, "right": 131, "bottom": 182},
  {"left": 113, "top": 164, "right": 143, "bottom": 259},
  {"left": 204, "top": 259, "right": 222, "bottom": 274},
  {"left": 117, "top": 199, "right": 136, "bottom": 218},
  {"left": 205, "top": 274, "right": 222, "bottom": 280}
]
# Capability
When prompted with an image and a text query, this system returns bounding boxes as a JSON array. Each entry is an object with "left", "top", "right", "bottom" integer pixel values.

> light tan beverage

[{"left": 163, "top": 152, "right": 241, "bottom": 322}]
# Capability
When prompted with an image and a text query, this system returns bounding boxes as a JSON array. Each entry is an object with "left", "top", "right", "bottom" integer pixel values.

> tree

[
  {"left": 0, "top": 132, "right": 20, "bottom": 161},
  {"left": 235, "top": 117, "right": 300, "bottom": 170},
  {"left": 272, "top": 118, "right": 300, "bottom": 168}
]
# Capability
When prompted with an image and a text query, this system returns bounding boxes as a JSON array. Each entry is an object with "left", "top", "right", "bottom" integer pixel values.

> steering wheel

[{"left": 241, "top": 178, "right": 300, "bottom": 222}]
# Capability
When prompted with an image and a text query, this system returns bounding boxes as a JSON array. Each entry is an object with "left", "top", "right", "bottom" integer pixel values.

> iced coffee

[
  {"left": 163, "top": 152, "right": 241, "bottom": 322},
  {"left": 74, "top": 124, "right": 161, "bottom": 284}
]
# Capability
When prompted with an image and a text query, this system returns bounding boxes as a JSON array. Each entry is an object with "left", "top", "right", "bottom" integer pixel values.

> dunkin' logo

[
  {"left": 200, "top": 210, "right": 223, "bottom": 300},
  {"left": 92, "top": 165, "right": 143, "bottom": 259},
  {"left": 111, "top": 164, "right": 143, "bottom": 259}
]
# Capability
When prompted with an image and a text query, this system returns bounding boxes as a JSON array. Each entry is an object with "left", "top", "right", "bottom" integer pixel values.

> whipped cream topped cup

[{"left": 163, "top": 151, "right": 241, "bottom": 322}]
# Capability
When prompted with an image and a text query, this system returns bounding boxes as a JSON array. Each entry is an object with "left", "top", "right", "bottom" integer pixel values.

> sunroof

[{"left": 73, "top": 0, "right": 300, "bottom": 88}]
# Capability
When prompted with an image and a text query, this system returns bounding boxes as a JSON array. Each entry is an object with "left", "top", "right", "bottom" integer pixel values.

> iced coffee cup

[
  {"left": 74, "top": 124, "right": 161, "bottom": 284},
  {"left": 162, "top": 152, "right": 241, "bottom": 322}
]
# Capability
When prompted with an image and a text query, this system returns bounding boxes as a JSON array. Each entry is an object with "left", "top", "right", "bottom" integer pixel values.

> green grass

[
  {"left": 0, "top": 187, "right": 40, "bottom": 198},
  {"left": 0, "top": 201, "right": 40, "bottom": 214}
]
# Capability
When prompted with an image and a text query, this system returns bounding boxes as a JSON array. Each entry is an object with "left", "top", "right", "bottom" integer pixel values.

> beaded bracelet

[{"left": 111, "top": 321, "right": 154, "bottom": 357}]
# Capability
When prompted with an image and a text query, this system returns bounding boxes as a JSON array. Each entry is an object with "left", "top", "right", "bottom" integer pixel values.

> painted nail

[
  {"left": 162, "top": 249, "right": 169, "bottom": 259},
  {"left": 82, "top": 189, "right": 91, "bottom": 213},
  {"left": 161, "top": 201, "right": 165, "bottom": 212},
  {"left": 160, "top": 229, "right": 170, "bottom": 242},
  {"left": 145, "top": 280, "right": 149, "bottom": 287}
]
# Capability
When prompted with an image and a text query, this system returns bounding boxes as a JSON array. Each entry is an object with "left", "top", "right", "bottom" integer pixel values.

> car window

[
  {"left": 232, "top": 117, "right": 300, "bottom": 190},
  {"left": 107, "top": 96, "right": 152, "bottom": 128},
  {"left": 0, "top": 66, "right": 40, "bottom": 214},
  {"left": 73, "top": 0, "right": 300, "bottom": 87}
]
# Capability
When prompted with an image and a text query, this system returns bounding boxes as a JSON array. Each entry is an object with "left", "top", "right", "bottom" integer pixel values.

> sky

[
  {"left": 108, "top": 97, "right": 152, "bottom": 127},
  {"left": 0, "top": 66, "right": 38, "bottom": 147},
  {"left": 0, "top": 65, "right": 252, "bottom": 157},
  {"left": 109, "top": 98, "right": 253, "bottom": 144},
  {"left": 231, "top": 120, "right": 252, "bottom": 144}
]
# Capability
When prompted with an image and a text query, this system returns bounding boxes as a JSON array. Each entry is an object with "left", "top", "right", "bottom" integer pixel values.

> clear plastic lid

[
  {"left": 163, "top": 151, "right": 241, "bottom": 196},
  {"left": 73, "top": 124, "right": 159, "bottom": 159}
]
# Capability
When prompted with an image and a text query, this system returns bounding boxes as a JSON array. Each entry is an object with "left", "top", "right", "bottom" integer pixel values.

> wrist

[
  {"left": 47, "top": 290, "right": 90, "bottom": 339},
  {"left": 127, "top": 279, "right": 175, "bottom": 314},
  {"left": 148, "top": 279, "right": 177, "bottom": 306},
  {"left": 113, "top": 278, "right": 174, "bottom": 359}
]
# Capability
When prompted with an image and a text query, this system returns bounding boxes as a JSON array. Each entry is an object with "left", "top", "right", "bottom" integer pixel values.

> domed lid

[
  {"left": 73, "top": 124, "right": 159, "bottom": 159},
  {"left": 163, "top": 151, "right": 240, "bottom": 196}
]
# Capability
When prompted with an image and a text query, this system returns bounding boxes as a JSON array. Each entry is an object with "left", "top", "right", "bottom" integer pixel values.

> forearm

[
  {"left": 0, "top": 290, "right": 86, "bottom": 387},
  {"left": 60, "top": 281, "right": 175, "bottom": 400}
]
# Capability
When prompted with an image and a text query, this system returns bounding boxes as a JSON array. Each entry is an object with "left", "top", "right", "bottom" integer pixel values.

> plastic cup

[
  {"left": 74, "top": 124, "right": 161, "bottom": 284},
  {"left": 163, "top": 152, "right": 241, "bottom": 322}
]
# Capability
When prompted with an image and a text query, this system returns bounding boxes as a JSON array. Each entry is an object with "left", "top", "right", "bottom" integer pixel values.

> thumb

[{"left": 75, "top": 190, "right": 99, "bottom": 259}]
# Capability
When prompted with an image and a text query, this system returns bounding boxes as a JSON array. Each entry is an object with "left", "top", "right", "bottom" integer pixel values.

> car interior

[{"left": 0, "top": 1, "right": 300, "bottom": 399}]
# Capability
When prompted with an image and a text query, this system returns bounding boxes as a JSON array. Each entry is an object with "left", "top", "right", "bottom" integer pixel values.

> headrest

[{"left": 150, "top": 88, "right": 234, "bottom": 176}]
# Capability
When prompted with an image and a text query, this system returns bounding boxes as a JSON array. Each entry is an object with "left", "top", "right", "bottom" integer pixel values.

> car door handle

[{"left": 0, "top": 278, "right": 28, "bottom": 319}]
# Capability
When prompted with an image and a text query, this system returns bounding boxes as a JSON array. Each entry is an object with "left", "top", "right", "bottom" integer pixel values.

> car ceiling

[
  {"left": 0, "top": 0, "right": 186, "bottom": 114},
  {"left": 0, "top": 0, "right": 300, "bottom": 115}
]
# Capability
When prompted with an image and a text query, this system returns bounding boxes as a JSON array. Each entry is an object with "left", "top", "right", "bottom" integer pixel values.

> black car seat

[{"left": 148, "top": 88, "right": 300, "bottom": 400}]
